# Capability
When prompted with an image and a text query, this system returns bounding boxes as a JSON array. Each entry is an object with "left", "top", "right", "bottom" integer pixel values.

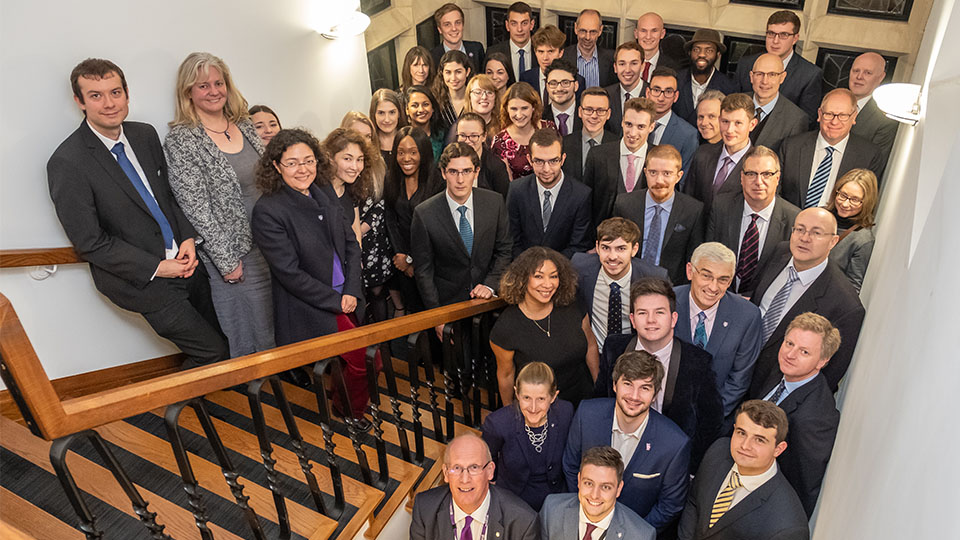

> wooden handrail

[
  {"left": 0, "top": 292, "right": 504, "bottom": 440},
  {"left": 0, "top": 248, "right": 82, "bottom": 268}
]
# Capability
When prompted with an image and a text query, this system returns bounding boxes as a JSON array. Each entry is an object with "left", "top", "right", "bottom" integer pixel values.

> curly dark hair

[
  {"left": 255, "top": 128, "right": 329, "bottom": 194},
  {"left": 319, "top": 127, "right": 376, "bottom": 204},
  {"left": 498, "top": 247, "right": 578, "bottom": 306}
]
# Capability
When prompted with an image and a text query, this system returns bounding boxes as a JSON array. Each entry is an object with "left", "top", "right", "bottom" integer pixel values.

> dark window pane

[
  {"left": 730, "top": 0, "right": 804, "bottom": 7},
  {"left": 417, "top": 17, "right": 440, "bottom": 50},
  {"left": 368, "top": 39, "right": 399, "bottom": 92},
  {"left": 557, "top": 15, "right": 619, "bottom": 51},
  {"left": 485, "top": 6, "right": 540, "bottom": 47},
  {"left": 828, "top": 0, "right": 914, "bottom": 21},
  {"left": 816, "top": 47, "right": 897, "bottom": 94},
  {"left": 359, "top": 0, "right": 390, "bottom": 18},
  {"left": 720, "top": 35, "right": 767, "bottom": 76},
  {"left": 662, "top": 26, "right": 696, "bottom": 71}
]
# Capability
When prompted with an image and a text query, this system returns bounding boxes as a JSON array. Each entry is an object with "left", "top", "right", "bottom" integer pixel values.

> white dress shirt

[
  {"left": 619, "top": 140, "right": 648, "bottom": 191},
  {"left": 443, "top": 42, "right": 467, "bottom": 54},
  {"left": 635, "top": 338, "right": 674, "bottom": 412},
  {"left": 715, "top": 461, "right": 778, "bottom": 509},
  {"left": 551, "top": 102, "right": 577, "bottom": 134},
  {"left": 578, "top": 503, "right": 616, "bottom": 540},
  {"left": 510, "top": 39, "right": 533, "bottom": 81},
  {"left": 591, "top": 265, "right": 632, "bottom": 350},
  {"left": 651, "top": 110, "right": 672, "bottom": 145},
  {"left": 689, "top": 292, "right": 721, "bottom": 342},
  {"left": 738, "top": 198, "right": 776, "bottom": 259},
  {"left": 453, "top": 489, "right": 491, "bottom": 540},
  {"left": 644, "top": 50, "right": 662, "bottom": 83},
  {"left": 690, "top": 69, "right": 715, "bottom": 105},
  {"left": 758, "top": 257, "right": 830, "bottom": 321},
  {"left": 807, "top": 132, "right": 851, "bottom": 207},
  {"left": 536, "top": 172, "right": 565, "bottom": 221},
  {"left": 446, "top": 190, "right": 475, "bottom": 232},
  {"left": 611, "top": 409, "right": 650, "bottom": 466},
  {"left": 714, "top": 141, "right": 751, "bottom": 184},
  {"left": 856, "top": 95, "right": 872, "bottom": 111},
  {"left": 619, "top": 82, "right": 643, "bottom": 110}
]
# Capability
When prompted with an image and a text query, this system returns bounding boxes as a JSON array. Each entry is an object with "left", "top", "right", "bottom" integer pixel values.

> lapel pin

[
  {"left": 495, "top": 532, "right": 501, "bottom": 538},
  {"left": 723, "top": 321, "right": 728, "bottom": 327},
  {"left": 646, "top": 443, "right": 651, "bottom": 451},
  {"left": 318, "top": 215, "right": 324, "bottom": 221},
  {"left": 618, "top": 533, "right": 623, "bottom": 538}
]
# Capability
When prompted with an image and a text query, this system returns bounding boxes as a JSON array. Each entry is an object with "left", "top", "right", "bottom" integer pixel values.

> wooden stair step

[{"left": 1, "top": 486, "right": 84, "bottom": 540}]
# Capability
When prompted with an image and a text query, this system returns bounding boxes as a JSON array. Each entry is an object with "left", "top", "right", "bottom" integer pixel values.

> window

[
  {"left": 719, "top": 35, "right": 767, "bottom": 76},
  {"left": 368, "top": 39, "right": 399, "bottom": 92},
  {"left": 730, "top": 0, "right": 804, "bottom": 7},
  {"left": 827, "top": 0, "right": 914, "bottom": 21},
  {"left": 417, "top": 16, "right": 441, "bottom": 51},
  {"left": 557, "top": 15, "right": 619, "bottom": 51},
  {"left": 359, "top": 0, "right": 390, "bottom": 18},
  {"left": 485, "top": 6, "right": 540, "bottom": 47},
  {"left": 816, "top": 47, "right": 898, "bottom": 94}
]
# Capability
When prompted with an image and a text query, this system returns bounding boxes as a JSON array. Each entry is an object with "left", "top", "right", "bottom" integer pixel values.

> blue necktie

[
  {"left": 694, "top": 311, "right": 708, "bottom": 349},
  {"left": 805, "top": 146, "right": 836, "bottom": 208},
  {"left": 457, "top": 205, "right": 473, "bottom": 255},
  {"left": 767, "top": 378, "right": 788, "bottom": 404},
  {"left": 761, "top": 266, "right": 800, "bottom": 343},
  {"left": 607, "top": 282, "right": 622, "bottom": 337},
  {"left": 542, "top": 190, "right": 552, "bottom": 231},
  {"left": 111, "top": 142, "right": 175, "bottom": 251},
  {"left": 517, "top": 49, "right": 526, "bottom": 76},
  {"left": 642, "top": 205, "right": 662, "bottom": 265}
]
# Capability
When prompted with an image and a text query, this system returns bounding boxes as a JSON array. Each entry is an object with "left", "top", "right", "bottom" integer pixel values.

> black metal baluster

[
  {"left": 453, "top": 320, "right": 474, "bottom": 428},
  {"left": 364, "top": 345, "right": 390, "bottom": 489},
  {"left": 471, "top": 315, "right": 484, "bottom": 424},
  {"left": 378, "top": 340, "right": 412, "bottom": 463},
  {"left": 328, "top": 357, "right": 374, "bottom": 486},
  {"left": 246, "top": 379, "right": 291, "bottom": 539},
  {"left": 49, "top": 435, "right": 103, "bottom": 540},
  {"left": 405, "top": 333, "right": 426, "bottom": 464},
  {"left": 420, "top": 331, "right": 446, "bottom": 442},
  {"left": 441, "top": 326, "right": 457, "bottom": 442},
  {"left": 164, "top": 402, "right": 215, "bottom": 540},
  {"left": 310, "top": 358, "right": 346, "bottom": 518}
]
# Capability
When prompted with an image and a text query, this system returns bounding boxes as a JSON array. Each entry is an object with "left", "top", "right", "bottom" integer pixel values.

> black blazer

[
  {"left": 604, "top": 81, "right": 648, "bottom": 136},
  {"left": 705, "top": 192, "right": 800, "bottom": 293},
  {"left": 613, "top": 189, "right": 704, "bottom": 285},
  {"left": 582, "top": 140, "right": 648, "bottom": 228},
  {"left": 571, "top": 252, "right": 670, "bottom": 321},
  {"left": 47, "top": 121, "right": 199, "bottom": 313},
  {"left": 682, "top": 141, "right": 746, "bottom": 215},
  {"left": 560, "top": 45, "right": 617, "bottom": 87},
  {"left": 673, "top": 68, "right": 739, "bottom": 126},
  {"left": 252, "top": 183, "right": 363, "bottom": 346},
  {"left": 561, "top": 129, "right": 618, "bottom": 180},
  {"left": 478, "top": 148, "right": 511, "bottom": 198},
  {"left": 750, "top": 94, "right": 809, "bottom": 153},
  {"left": 753, "top": 372, "right": 840, "bottom": 517},
  {"left": 746, "top": 242, "right": 866, "bottom": 393},
  {"left": 850, "top": 96, "right": 899, "bottom": 159},
  {"left": 410, "top": 484, "right": 540, "bottom": 540},
  {"left": 506, "top": 173, "right": 593, "bottom": 258},
  {"left": 486, "top": 40, "right": 538, "bottom": 79},
  {"left": 599, "top": 335, "right": 723, "bottom": 474},
  {"left": 410, "top": 188, "right": 513, "bottom": 309},
  {"left": 678, "top": 438, "right": 809, "bottom": 540},
  {"left": 431, "top": 40, "right": 486, "bottom": 73},
  {"left": 778, "top": 131, "right": 886, "bottom": 208},
  {"left": 542, "top": 103, "right": 583, "bottom": 135},
  {"left": 737, "top": 51, "right": 823, "bottom": 123}
]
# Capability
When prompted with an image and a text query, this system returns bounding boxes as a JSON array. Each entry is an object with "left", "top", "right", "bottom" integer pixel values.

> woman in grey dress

[
  {"left": 826, "top": 168, "right": 879, "bottom": 292},
  {"left": 164, "top": 52, "right": 275, "bottom": 357}
]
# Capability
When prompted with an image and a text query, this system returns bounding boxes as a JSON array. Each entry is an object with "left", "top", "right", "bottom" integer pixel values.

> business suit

[
  {"left": 561, "top": 45, "right": 617, "bottom": 88},
  {"left": 506, "top": 173, "right": 593, "bottom": 258},
  {"left": 653, "top": 113, "right": 700, "bottom": 174},
  {"left": 47, "top": 120, "right": 227, "bottom": 365},
  {"left": 705, "top": 192, "right": 800, "bottom": 293},
  {"left": 482, "top": 399, "right": 574, "bottom": 511},
  {"left": 598, "top": 335, "right": 722, "bottom": 474},
  {"left": 410, "top": 484, "right": 540, "bottom": 540},
  {"left": 738, "top": 51, "right": 823, "bottom": 122},
  {"left": 542, "top": 103, "right": 583, "bottom": 136},
  {"left": 850, "top": 96, "right": 899, "bottom": 159},
  {"left": 746, "top": 242, "right": 865, "bottom": 394},
  {"left": 674, "top": 286, "right": 763, "bottom": 418},
  {"left": 682, "top": 142, "right": 747, "bottom": 215},
  {"left": 614, "top": 189, "right": 704, "bottom": 284},
  {"left": 604, "top": 81, "right": 648, "bottom": 136},
  {"left": 563, "top": 398, "right": 692, "bottom": 530},
  {"left": 561, "top": 129, "right": 618, "bottom": 180},
  {"left": 673, "top": 69, "right": 739, "bottom": 126},
  {"left": 540, "top": 493, "right": 656, "bottom": 540},
  {"left": 777, "top": 131, "right": 886, "bottom": 208},
  {"left": 487, "top": 40, "right": 538, "bottom": 81},
  {"left": 582, "top": 141, "right": 646, "bottom": 228},
  {"left": 678, "top": 438, "right": 810, "bottom": 540},
  {"left": 753, "top": 372, "right": 840, "bottom": 517},
  {"left": 410, "top": 188, "right": 512, "bottom": 309},
  {"left": 478, "top": 148, "right": 511, "bottom": 199},
  {"left": 431, "top": 40, "right": 485, "bottom": 73},
  {"left": 749, "top": 94, "right": 809, "bottom": 153},
  {"left": 572, "top": 252, "right": 669, "bottom": 334}
]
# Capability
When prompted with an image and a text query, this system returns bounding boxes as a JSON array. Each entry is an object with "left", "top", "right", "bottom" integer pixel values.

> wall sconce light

[
  {"left": 873, "top": 83, "right": 923, "bottom": 126},
  {"left": 320, "top": 9, "right": 370, "bottom": 39}
]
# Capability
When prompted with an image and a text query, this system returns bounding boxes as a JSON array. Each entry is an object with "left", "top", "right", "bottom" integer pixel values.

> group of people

[{"left": 46, "top": 2, "right": 894, "bottom": 539}]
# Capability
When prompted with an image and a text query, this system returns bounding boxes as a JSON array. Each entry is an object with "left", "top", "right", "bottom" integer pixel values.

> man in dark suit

[
  {"left": 674, "top": 243, "right": 763, "bottom": 420},
  {"left": 573, "top": 218, "right": 669, "bottom": 352},
  {"left": 583, "top": 97, "right": 657, "bottom": 227},
  {"left": 486, "top": 2, "right": 538, "bottom": 81},
  {"left": 430, "top": 3, "right": 485, "bottom": 72},
  {"left": 748, "top": 53, "right": 809, "bottom": 153},
  {"left": 849, "top": 52, "right": 899, "bottom": 160},
  {"left": 645, "top": 67, "right": 699, "bottom": 173},
  {"left": 47, "top": 58, "right": 227, "bottom": 368},
  {"left": 541, "top": 60, "right": 584, "bottom": 136},
  {"left": 678, "top": 400, "right": 809, "bottom": 540},
  {"left": 507, "top": 128, "right": 592, "bottom": 258},
  {"left": 564, "top": 351, "right": 692, "bottom": 531},
  {"left": 411, "top": 434, "right": 540, "bottom": 540},
  {"left": 599, "top": 278, "right": 723, "bottom": 473},
  {"left": 752, "top": 312, "right": 841, "bottom": 516},
  {"left": 673, "top": 29, "right": 738, "bottom": 126},
  {"left": 561, "top": 87, "right": 618, "bottom": 180},
  {"left": 778, "top": 88, "right": 886, "bottom": 209},
  {"left": 456, "top": 113, "right": 510, "bottom": 198},
  {"left": 736, "top": 10, "right": 822, "bottom": 123},
  {"left": 634, "top": 12, "right": 682, "bottom": 84},
  {"left": 560, "top": 9, "right": 616, "bottom": 89},
  {"left": 613, "top": 145, "right": 704, "bottom": 284},
  {"left": 706, "top": 145, "right": 801, "bottom": 293},
  {"left": 520, "top": 25, "right": 566, "bottom": 103},
  {"left": 604, "top": 41, "right": 648, "bottom": 136},
  {"left": 684, "top": 93, "right": 758, "bottom": 214},
  {"left": 541, "top": 446, "right": 656, "bottom": 540},
  {"left": 746, "top": 208, "right": 865, "bottom": 393}
]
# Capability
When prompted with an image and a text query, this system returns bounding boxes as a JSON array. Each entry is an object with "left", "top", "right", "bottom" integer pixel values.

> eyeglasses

[
  {"left": 279, "top": 158, "right": 317, "bottom": 169},
  {"left": 792, "top": 226, "right": 834, "bottom": 239},
  {"left": 470, "top": 89, "right": 495, "bottom": 98},
  {"left": 820, "top": 111, "right": 854, "bottom": 122},
  {"left": 835, "top": 191, "right": 863, "bottom": 206},
  {"left": 690, "top": 264, "right": 733, "bottom": 288},
  {"left": 647, "top": 86, "right": 677, "bottom": 98},
  {"left": 457, "top": 133, "right": 484, "bottom": 142},
  {"left": 546, "top": 79, "right": 576, "bottom": 89},
  {"left": 444, "top": 167, "right": 477, "bottom": 177},
  {"left": 765, "top": 30, "right": 797, "bottom": 40},
  {"left": 447, "top": 462, "right": 491, "bottom": 476},
  {"left": 581, "top": 107, "right": 610, "bottom": 116},
  {"left": 742, "top": 170, "right": 779, "bottom": 180},
  {"left": 531, "top": 157, "right": 562, "bottom": 167},
  {"left": 751, "top": 70, "right": 785, "bottom": 80},
  {"left": 577, "top": 29, "right": 601, "bottom": 37}
]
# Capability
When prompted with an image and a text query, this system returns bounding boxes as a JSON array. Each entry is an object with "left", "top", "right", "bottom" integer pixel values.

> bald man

[
  {"left": 848, "top": 52, "right": 899, "bottom": 159},
  {"left": 748, "top": 53, "right": 808, "bottom": 153},
  {"left": 744, "top": 208, "right": 864, "bottom": 395},
  {"left": 634, "top": 12, "right": 681, "bottom": 84},
  {"left": 561, "top": 9, "right": 617, "bottom": 88},
  {"left": 778, "top": 88, "right": 886, "bottom": 209}
]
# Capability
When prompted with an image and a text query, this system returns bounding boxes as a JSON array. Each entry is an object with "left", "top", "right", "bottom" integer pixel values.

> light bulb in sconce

[
  {"left": 320, "top": 9, "right": 370, "bottom": 39},
  {"left": 873, "top": 83, "right": 923, "bottom": 126}
]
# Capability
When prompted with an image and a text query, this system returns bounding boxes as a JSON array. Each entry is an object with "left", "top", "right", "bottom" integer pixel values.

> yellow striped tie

[{"left": 709, "top": 471, "right": 742, "bottom": 527}]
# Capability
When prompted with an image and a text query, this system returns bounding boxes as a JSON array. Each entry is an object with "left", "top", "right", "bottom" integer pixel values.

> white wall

[
  {"left": 812, "top": 0, "right": 960, "bottom": 537},
  {"left": 0, "top": 0, "right": 371, "bottom": 383}
]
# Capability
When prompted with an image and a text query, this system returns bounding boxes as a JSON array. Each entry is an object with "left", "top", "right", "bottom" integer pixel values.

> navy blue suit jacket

[
  {"left": 431, "top": 41, "right": 485, "bottom": 73},
  {"left": 672, "top": 68, "right": 738, "bottom": 126},
  {"left": 571, "top": 252, "right": 669, "bottom": 326},
  {"left": 506, "top": 173, "right": 593, "bottom": 258},
  {"left": 655, "top": 113, "right": 700, "bottom": 174},
  {"left": 482, "top": 399, "right": 574, "bottom": 511},
  {"left": 562, "top": 398, "right": 691, "bottom": 530},
  {"left": 674, "top": 286, "right": 763, "bottom": 418}
]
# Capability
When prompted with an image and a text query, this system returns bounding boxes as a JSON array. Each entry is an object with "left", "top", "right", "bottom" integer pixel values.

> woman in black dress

[{"left": 490, "top": 247, "right": 599, "bottom": 407}]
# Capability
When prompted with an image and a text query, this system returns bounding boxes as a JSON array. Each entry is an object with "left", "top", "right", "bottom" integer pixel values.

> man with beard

[{"left": 673, "top": 29, "right": 738, "bottom": 126}]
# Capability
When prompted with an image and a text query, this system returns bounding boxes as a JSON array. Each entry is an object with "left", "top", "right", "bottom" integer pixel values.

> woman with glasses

[
  {"left": 826, "top": 168, "right": 878, "bottom": 292},
  {"left": 491, "top": 82, "right": 557, "bottom": 181},
  {"left": 455, "top": 112, "right": 509, "bottom": 198},
  {"left": 481, "top": 361, "right": 573, "bottom": 511},
  {"left": 461, "top": 74, "right": 502, "bottom": 140}
]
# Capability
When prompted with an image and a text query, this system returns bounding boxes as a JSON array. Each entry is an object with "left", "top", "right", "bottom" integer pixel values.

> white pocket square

[{"left": 633, "top": 472, "right": 661, "bottom": 479}]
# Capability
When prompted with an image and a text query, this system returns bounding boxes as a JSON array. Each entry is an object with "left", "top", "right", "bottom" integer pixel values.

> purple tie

[
  {"left": 557, "top": 113, "right": 569, "bottom": 136},
  {"left": 713, "top": 156, "right": 733, "bottom": 192},
  {"left": 461, "top": 515, "right": 474, "bottom": 540}
]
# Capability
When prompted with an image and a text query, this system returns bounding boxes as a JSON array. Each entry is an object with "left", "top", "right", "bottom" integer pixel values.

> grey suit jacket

[
  {"left": 604, "top": 81, "right": 648, "bottom": 137},
  {"left": 682, "top": 141, "right": 746, "bottom": 215},
  {"left": 410, "top": 485, "right": 540, "bottom": 540},
  {"left": 540, "top": 493, "right": 655, "bottom": 540},
  {"left": 749, "top": 94, "right": 808, "bottom": 154},
  {"left": 777, "top": 131, "right": 886, "bottom": 208},
  {"left": 829, "top": 226, "right": 875, "bottom": 292},
  {"left": 737, "top": 51, "right": 823, "bottom": 122},
  {"left": 562, "top": 129, "right": 618, "bottom": 180},
  {"left": 656, "top": 113, "right": 699, "bottom": 174},
  {"left": 850, "top": 96, "right": 898, "bottom": 159}
]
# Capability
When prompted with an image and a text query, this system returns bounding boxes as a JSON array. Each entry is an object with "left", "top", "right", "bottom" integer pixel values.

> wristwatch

[{"left": 405, "top": 255, "right": 414, "bottom": 264}]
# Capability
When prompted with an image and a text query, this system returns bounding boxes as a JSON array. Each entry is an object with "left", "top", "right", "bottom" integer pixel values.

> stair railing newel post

[
  {"left": 405, "top": 333, "right": 427, "bottom": 464},
  {"left": 310, "top": 358, "right": 346, "bottom": 518},
  {"left": 364, "top": 344, "right": 391, "bottom": 489},
  {"left": 377, "top": 340, "right": 412, "bottom": 463},
  {"left": 245, "top": 378, "right": 293, "bottom": 538}
]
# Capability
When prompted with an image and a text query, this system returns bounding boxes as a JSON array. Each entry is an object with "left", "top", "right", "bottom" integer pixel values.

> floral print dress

[{"left": 490, "top": 120, "right": 558, "bottom": 180}]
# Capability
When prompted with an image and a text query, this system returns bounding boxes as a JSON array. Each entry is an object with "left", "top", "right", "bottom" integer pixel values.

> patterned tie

[
  {"left": 761, "top": 266, "right": 800, "bottom": 343},
  {"left": 582, "top": 522, "right": 598, "bottom": 540},
  {"left": 542, "top": 190, "right": 553, "bottom": 231},
  {"left": 557, "top": 113, "right": 569, "bottom": 136},
  {"left": 543, "top": 85, "right": 550, "bottom": 107},
  {"left": 588, "top": 139, "right": 599, "bottom": 148},
  {"left": 518, "top": 49, "right": 526, "bottom": 76},
  {"left": 625, "top": 154, "right": 638, "bottom": 192},
  {"left": 110, "top": 142, "right": 175, "bottom": 250},
  {"left": 653, "top": 122, "right": 663, "bottom": 145},
  {"left": 642, "top": 205, "right": 662, "bottom": 264},
  {"left": 694, "top": 311, "right": 708, "bottom": 349},
  {"left": 461, "top": 515, "right": 474, "bottom": 540},
  {"left": 713, "top": 156, "right": 733, "bottom": 191},
  {"left": 709, "top": 471, "right": 743, "bottom": 527},
  {"left": 767, "top": 378, "right": 788, "bottom": 404},
  {"left": 641, "top": 61, "right": 651, "bottom": 82},
  {"left": 755, "top": 107, "right": 764, "bottom": 122},
  {"left": 608, "top": 282, "right": 622, "bottom": 337},
  {"left": 805, "top": 146, "right": 836, "bottom": 208},
  {"left": 457, "top": 205, "right": 473, "bottom": 255},
  {"left": 736, "top": 214, "right": 760, "bottom": 292}
]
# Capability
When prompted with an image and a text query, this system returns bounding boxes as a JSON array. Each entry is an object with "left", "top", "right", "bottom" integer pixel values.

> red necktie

[
  {"left": 583, "top": 523, "right": 598, "bottom": 540},
  {"left": 736, "top": 213, "right": 760, "bottom": 292},
  {"left": 642, "top": 61, "right": 651, "bottom": 82}
]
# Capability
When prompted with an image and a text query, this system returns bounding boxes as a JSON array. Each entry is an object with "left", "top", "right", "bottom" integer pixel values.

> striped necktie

[
  {"left": 709, "top": 471, "right": 743, "bottom": 527},
  {"left": 736, "top": 213, "right": 760, "bottom": 292},
  {"left": 457, "top": 206, "right": 473, "bottom": 255},
  {"left": 761, "top": 266, "right": 800, "bottom": 343},
  {"left": 805, "top": 146, "right": 836, "bottom": 208},
  {"left": 694, "top": 311, "right": 708, "bottom": 348}
]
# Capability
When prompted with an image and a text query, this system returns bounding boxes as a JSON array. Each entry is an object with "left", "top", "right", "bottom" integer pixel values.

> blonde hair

[
  {"left": 170, "top": 52, "right": 249, "bottom": 127},
  {"left": 786, "top": 312, "right": 842, "bottom": 361},
  {"left": 514, "top": 361, "right": 558, "bottom": 396},
  {"left": 826, "top": 168, "right": 879, "bottom": 228},
  {"left": 463, "top": 74, "right": 502, "bottom": 137},
  {"left": 340, "top": 111, "right": 386, "bottom": 200}
]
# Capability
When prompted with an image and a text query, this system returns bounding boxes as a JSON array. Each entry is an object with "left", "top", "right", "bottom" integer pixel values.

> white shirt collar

[
  {"left": 620, "top": 140, "right": 647, "bottom": 158},
  {"left": 781, "top": 50, "right": 794, "bottom": 69},
  {"left": 553, "top": 101, "right": 577, "bottom": 118},
  {"left": 446, "top": 190, "right": 474, "bottom": 215},
  {"left": 612, "top": 407, "right": 649, "bottom": 439},
  {"left": 856, "top": 95, "right": 872, "bottom": 111},
  {"left": 452, "top": 489, "right": 491, "bottom": 529},
  {"left": 815, "top": 131, "right": 850, "bottom": 154},
  {"left": 743, "top": 197, "right": 776, "bottom": 221},
  {"left": 510, "top": 39, "right": 530, "bottom": 53},
  {"left": 691, "top": 68, "right": 715, "bottom": 89},
  {"left": 647, "top": 50, "right": 661, "bottom": 66},
  {"left": 731, "top": 460, "right": 779, "bottom": 492},
  {"left": 787, "top": 256, "right": 830, "bottom": 287},
  {"left": 579, "top": 503, "right": 616, "bottom": 532},
  {"left": 88, "top": 120, "right": 126, "bottom": 149},
  {"left": 721, "top": 140, "right": 752, "bottom": 164},
  {"left": 537, "top": 171, "right": 565, "bottom": 199},
  {"left": 655, "top": 110, "right": 672, "bottom": 130}
]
